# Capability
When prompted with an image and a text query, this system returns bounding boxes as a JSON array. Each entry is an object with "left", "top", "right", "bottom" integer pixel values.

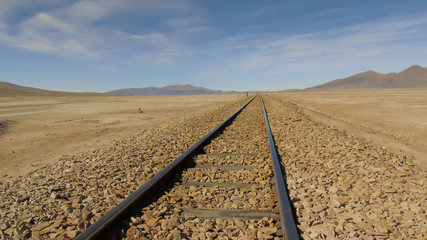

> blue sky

[{"left": 1, "top": 0, "right": 427, "bottom": 92}]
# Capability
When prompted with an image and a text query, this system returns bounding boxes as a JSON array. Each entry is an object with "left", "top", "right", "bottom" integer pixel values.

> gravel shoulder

[
  {"left": 264, "top": 95, "right": 426, "bottom": 239},
  {"left": 272, "top": 90, "right": 427, "bottom": 170}
]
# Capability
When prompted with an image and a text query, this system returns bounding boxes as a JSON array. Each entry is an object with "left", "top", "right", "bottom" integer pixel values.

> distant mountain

[
  {"left": 0, "top": 81, "right": 65, "bottom": 96},
  {"left": 106, "top": 84, "right": 228, "bottom": 95},
  {"left": 307, "top": 65, "right": 427, "bottom": 90},
  {"left": 0, "top": 81, "right": 100, "bottom": 96}
]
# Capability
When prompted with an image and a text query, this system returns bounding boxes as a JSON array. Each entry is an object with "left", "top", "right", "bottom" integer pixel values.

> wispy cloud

[
  {"left": 60, "top": 0, "right": 123, "bottom": 22},
  {"left": 0, "top": 0, "right": 196, "bottom": 59},
  {"left": 0, "top": 0, "right": 426, "bottom": 90},
  {"left": 0, "top": 11, "right": 100, "bottom": 58},
  {"left": 187, "top": 13, "right": 427, "bottom": 89},
  {"left": 164, "top": 17, "right": 203, "bottom": 29},
  {"left": 297, "top": 9, "right": 345, "bottom": 20}
]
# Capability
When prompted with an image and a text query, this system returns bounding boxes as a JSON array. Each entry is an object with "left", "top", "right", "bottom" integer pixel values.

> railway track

[{"left": 76, "top": 96, "right": 298, "bottom": 239}]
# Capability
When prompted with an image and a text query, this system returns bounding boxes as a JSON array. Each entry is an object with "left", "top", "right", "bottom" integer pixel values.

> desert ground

[
  {"left": 0, "top": 94, "right": 244, "bottom": 181},
  {"left": 271, "top": 89, "right": 427, "bottom": 169},
  {"left": 0, "top": 92, "right": 426, "bottom": 239},
  {"left": 2, "top": 90, "right": 426, "bottom": 182}
]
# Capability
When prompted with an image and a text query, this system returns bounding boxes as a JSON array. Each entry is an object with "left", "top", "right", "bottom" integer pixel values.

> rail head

[
  {"left": 261, "top": 96, "right": 300, "bottom": 240},
  {"left": 75, "top": 96, "right": 256, "bottom": 240}
]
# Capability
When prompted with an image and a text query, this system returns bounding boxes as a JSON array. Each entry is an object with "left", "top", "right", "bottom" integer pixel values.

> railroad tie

[
  {"left": 181, "top": 208, "right": 274, "bottom": 220},
  {"left": 180, "top": 152, "right": 278, "bottom": 221}
]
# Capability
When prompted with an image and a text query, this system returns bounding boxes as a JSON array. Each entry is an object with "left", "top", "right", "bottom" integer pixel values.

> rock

[
  {"left": 50, "top": 192, "right": 57, "bottom": 199},
  {"left": 331, "top": 199, "right": 343, "bottom": 208},
  {"left": 136, "top": 224, "right": 150, "bottom": 231},
  {"left": 309, "top": 230, "right": 319, "bottom": 238},
  {"left": 146, "top": 217, "right": 159, "bottom": 228},
  {"left": 312, "top": 205, "right": 326, "bottom": 213},
  {"left": 233, "top": 218, "right": 246, "bottom": 230},
  {"left": 30, "top": 222, "right": 51, "bottom": 232},
  {"left": 0, "top": 223, "right": 8, "bottom": 230},
  {"left": 130, "top": 217, "right": 140, "bottom": 225},
  {"left": 324, "top": 227, "right": 336, "bottom": 238},
  {"left": 329, "top": 186, "right": 338, "bottom": 194},
  {"left": 249, "top": 197, "right": 258, "bottom": 204},
  {"left": 18, "top": 195, "right": 30, "bottom": 202},
  {"left": 260, "top": 227, "right": 277, "bottom": 235},
  {"left": 65, "top": 230, "right": 80, "bottom": 238},
  {"left": 126, "top": 226, "right": 139, "bottom": 237},
  {"left": 18, "top": 230, "right": 31, "bottom": 238}
]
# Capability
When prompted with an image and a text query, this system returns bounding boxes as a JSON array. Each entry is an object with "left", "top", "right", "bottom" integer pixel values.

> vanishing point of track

[{"left": 76, "top": 96, "right": 299, "bottom": 239}]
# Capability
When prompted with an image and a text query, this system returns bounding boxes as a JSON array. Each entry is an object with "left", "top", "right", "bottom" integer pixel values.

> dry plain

[
  {"left": 1, "top": 90, "right": 426, "bottom": 181},
  {"left": 0, "top": 91, "right": 425, "bottom": 239},
  {"left": 271, "top": 89, "right": 427, "bottom": 169},
  {"left": 0, "top": 94, "right": 244, "bottom": 181}
]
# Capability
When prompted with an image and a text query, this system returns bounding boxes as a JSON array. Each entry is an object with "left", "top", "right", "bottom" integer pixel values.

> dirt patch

[{"left": 0, "top": 120, "right": 14, "bottom": 134}]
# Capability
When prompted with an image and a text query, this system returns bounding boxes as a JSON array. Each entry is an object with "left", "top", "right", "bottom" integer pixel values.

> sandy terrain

[
  {"left": 2, "top": 90, "right": 425, "bottom": 182},
  {"left": 271, "top": 89, "right": 427, "bottom": 169},
  {"left": 0, "top": 94, "right": 244, "bottom": 181}
]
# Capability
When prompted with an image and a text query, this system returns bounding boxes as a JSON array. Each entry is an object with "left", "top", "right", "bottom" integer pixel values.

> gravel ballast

[
  {"left": 264, "top": 95, "right": 426, "bottom": 239},
  {"left": 122, "top": 97, "right": 281, "bottom": 239}
]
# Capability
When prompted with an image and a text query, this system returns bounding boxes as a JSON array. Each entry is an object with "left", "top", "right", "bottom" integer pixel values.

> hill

[
  {"left": 0, "top": 81, "right": 65, "bottom": 96},
  {"left": 307, "top": 65, "right": 427, "bottom": 90},
  {"left": 0, "top": 81, "right": 101, "bottom": 96},
  {"left": 106, "top": 84, "right": 227, "bottom": 95}
]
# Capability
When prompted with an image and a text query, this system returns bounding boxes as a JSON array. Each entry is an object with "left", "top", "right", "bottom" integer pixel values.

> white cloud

[
  {"left": 0, "top": 0, "right": 196, "bottom": 59},
  {"left": 298, "top": 9, "right": 344, "bottom": 20},
  {"left": 0, "top": 1, "right": 64, "bottom": 19},
  {"left": 237, "top": 4, "right": 291, "bottom": 18},
  {"left": 128, "top": 32, "right": 175, "bottom": 48},
  {"left": 117, "top": 30, "right": 184, "bottom": 52},
  {"left": 0, "top": 10, "right": 102, "bottom": 58},
  {"left": 187, "top": 14, "right": 427, "bottom": 88},
  {"left": 237, "top": 15, "right": 426, "bottom": 67},
  {"left": 63, "top": 0, "right": 122, "bottom": 22},
  {"left": 0, "top": 0, "right": 426, "bottom": 85},
  {"left": 26, "top": 12, "right": 78, "bottom": 35}
]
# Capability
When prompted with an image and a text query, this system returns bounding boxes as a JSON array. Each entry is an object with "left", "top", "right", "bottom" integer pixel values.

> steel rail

[
  {"left": 75, "top": 96, "right": 255, "bottom": 240},
  {"left": 261, "top": 97, "right": 299, "bottom": 240}
]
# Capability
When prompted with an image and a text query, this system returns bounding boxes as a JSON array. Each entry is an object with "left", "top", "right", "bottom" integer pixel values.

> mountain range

[
  {"left": 307, "top": 65, "right": 427, "bottom": 90},
  {"left": 106, "top": 84, "right": 234, "bottom": 95},
  {"left": 2, "top": 65, "right": 426, "bottom": 96}
]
